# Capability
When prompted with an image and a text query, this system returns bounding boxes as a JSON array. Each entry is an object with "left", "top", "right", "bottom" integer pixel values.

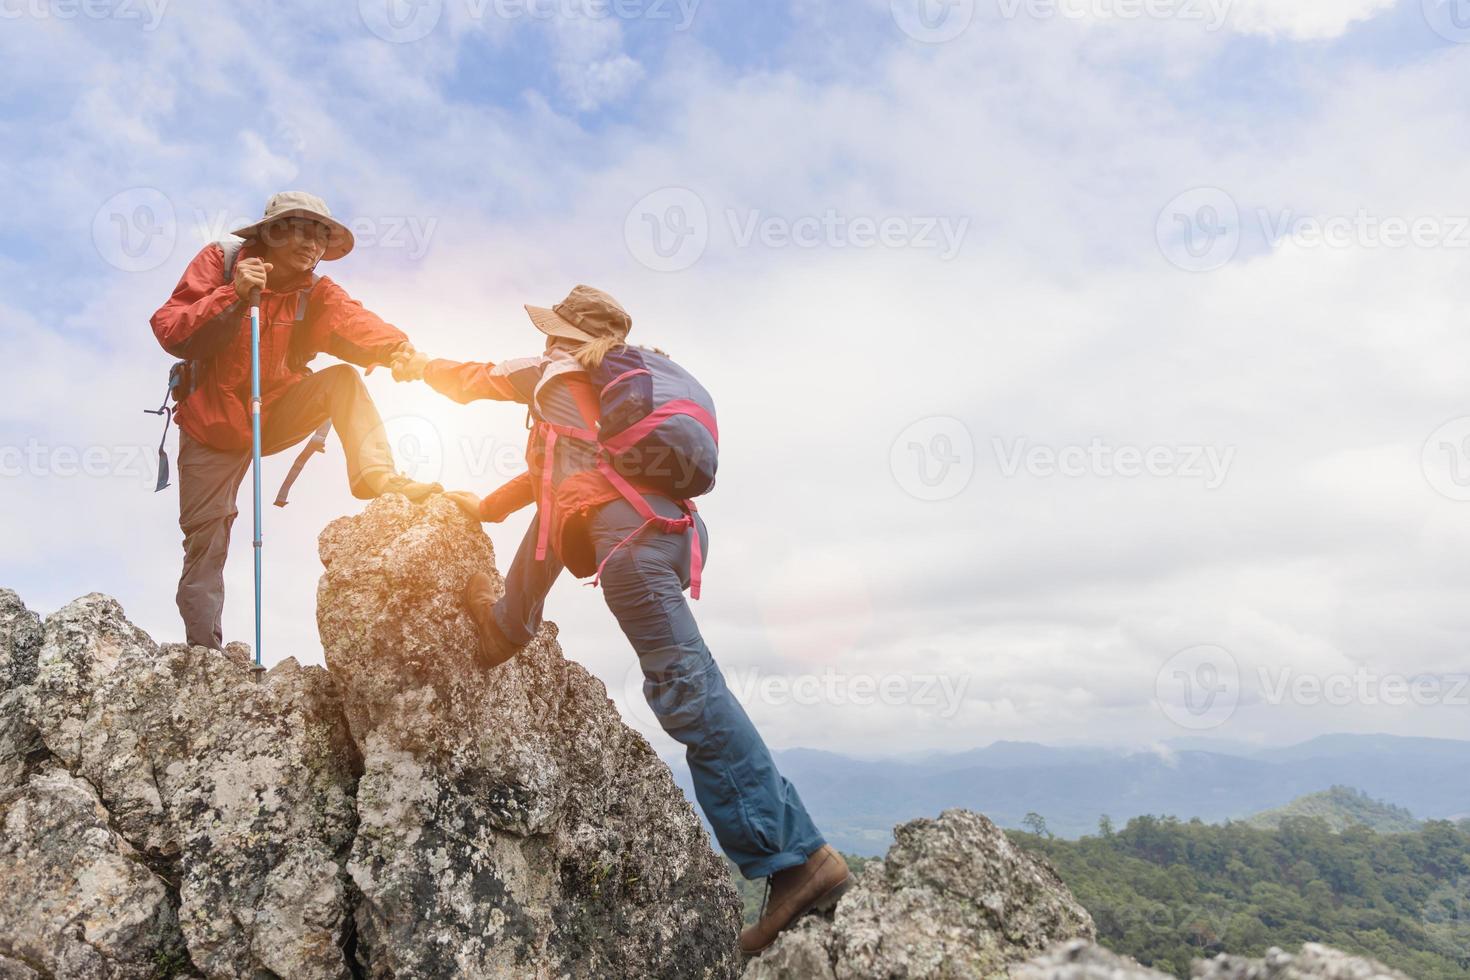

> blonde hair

[
  {"left": 561, "top": 337, "right": 669, "bottom": 369},
  {"left": 571, "top": 334, "right": 624, "bottom": 369}
]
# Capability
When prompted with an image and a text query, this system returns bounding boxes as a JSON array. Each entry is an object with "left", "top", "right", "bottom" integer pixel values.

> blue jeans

[{"left": 493, "top": 495, "right": 826, "bottom": 878}]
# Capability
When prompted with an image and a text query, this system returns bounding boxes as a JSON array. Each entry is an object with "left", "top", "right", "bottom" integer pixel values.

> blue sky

[{"left": 3, "top": 0, "right": 1470, "bottom": 758}]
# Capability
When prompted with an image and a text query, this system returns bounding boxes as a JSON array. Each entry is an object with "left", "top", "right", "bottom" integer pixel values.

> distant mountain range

[{"left": 671, "top": 734, "right": 1470, "bottom": 854}]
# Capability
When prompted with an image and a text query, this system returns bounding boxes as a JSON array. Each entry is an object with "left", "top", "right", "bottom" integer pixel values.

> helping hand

[
  {"left": 444, "top": 490, "right": 483, "bottom": 521},
  {"left": 391, "top": 348, "right": 430, "bottom": 382}
]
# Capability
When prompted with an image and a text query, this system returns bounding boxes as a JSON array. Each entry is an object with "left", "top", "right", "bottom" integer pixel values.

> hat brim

[
  {"left": 524, "top": 304, "right": 596, "bottom": 343},
  {"left": 232, "top": 209, "right": 355, "bottom": 261}
]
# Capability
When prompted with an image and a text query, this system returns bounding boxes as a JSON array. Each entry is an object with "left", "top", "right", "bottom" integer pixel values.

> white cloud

[{"left": 1225, "top": 0, "right": 1400, "bottom": 39}]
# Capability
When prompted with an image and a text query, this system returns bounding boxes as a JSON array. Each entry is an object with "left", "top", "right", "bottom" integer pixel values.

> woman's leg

[{"left": 590, "top": 496, "right": 826, "bottom": 879}]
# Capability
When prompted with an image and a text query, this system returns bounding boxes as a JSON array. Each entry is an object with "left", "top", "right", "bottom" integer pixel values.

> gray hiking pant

[{"left": 175, "top": 364, "right": 395, "bottom": 648}]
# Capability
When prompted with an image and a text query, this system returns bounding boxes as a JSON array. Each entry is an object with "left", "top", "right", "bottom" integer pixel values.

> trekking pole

[{"left": 249, "top": 286, "right": 264, "bottom": 668}]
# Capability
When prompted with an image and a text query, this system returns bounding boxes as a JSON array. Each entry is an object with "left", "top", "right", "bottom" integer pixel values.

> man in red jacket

[{"left": 151, "top": 191, "right": 442, "bottom": 649}]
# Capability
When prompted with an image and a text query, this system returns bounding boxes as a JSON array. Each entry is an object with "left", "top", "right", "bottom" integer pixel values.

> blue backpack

[{"left": 532, "top": 345, "right": 719, "bottom": 597}]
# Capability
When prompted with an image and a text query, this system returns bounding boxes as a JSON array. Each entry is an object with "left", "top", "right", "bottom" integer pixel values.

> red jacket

[{"left": 151, "top": 242, "right": 408, "bottom": 451}]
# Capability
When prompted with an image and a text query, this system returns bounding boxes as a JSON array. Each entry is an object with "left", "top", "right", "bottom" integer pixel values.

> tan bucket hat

[
  {"left": 231, "top": 191, "right": 355, "bottom": 261},
  {"left": 525, "top": 284, "right": 632, "bottom": 344}
]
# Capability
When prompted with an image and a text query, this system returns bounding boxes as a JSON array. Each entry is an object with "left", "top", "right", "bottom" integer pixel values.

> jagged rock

[
  {"left": 316, "top": 494, "right": 743, "bottom": 979},
  {"left": 0, "top": 590, "right": 46, "bottom": 789},
  {"left": 743, "top": 809, "right": 1095, "bottom": 980},
  {"left": 1192, "top": 943, "right": 1413, "bottom": 980},
  {"left": 20, "top": 594, "right": 359, "bottom": 980},
  {"left": 1010, "top": 939, "right": 1174, "bottom": 979},
  {"left": 0, "top": 766, "right": 188, "bottom": 979}
]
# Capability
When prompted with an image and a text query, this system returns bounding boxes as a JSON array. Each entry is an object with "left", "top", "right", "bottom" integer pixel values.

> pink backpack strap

[
  {"left": 599, "top": 398, "right": 719, "bottom": 454},
  {"left": 593, "top": 459, "right": 704, "bottom": 599},
  {"left": 533, "top": 420, "right": 599, "bottom": 562}
]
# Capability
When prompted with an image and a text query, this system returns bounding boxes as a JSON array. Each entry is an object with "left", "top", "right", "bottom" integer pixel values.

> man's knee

[{"left": 320, "top": 362, "right": 366, "bottom": 393}]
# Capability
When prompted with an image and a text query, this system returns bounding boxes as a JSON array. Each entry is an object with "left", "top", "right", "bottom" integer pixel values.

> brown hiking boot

[
  {"left": 463, "top": 572, "right": 523, "bottom": 670},
  {"left": 739, "top": 845, "right": 853, "bottom": 956}
]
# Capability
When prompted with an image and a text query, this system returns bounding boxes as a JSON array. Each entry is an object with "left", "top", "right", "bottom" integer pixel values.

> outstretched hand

[
  {"left": 444, "top": 490, "right": 483, "bottom": 521},
  {"left": 390, "top": 348, "right": 430, "bottom": 382}
]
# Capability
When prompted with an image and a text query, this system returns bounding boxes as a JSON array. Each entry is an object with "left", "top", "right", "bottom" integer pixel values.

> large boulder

[
  {"left": 0, "top": 767, "right": 187, "bottom": 979},
  {"left": 20, "top": 594, "right": 360, "bottom": 980},
  {"left": 743, "top": 809, "right": 1096, "bottom": 980},
  {"left": 316, "top": 494, "right": 743, "bottom": 979}
]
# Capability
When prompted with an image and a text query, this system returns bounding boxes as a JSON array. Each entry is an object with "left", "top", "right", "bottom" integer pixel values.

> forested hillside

[{"left": 1015, "top": 815, "right": 1470, "bottom": 979}]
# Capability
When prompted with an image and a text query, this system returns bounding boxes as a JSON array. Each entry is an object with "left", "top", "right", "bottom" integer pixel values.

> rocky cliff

[{"left": 0, "top": 496, "right": 1427, "bottom": 980}]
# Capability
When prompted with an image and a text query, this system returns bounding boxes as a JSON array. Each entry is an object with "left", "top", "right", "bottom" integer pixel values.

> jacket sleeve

[
  {"left": 423, "top": 358, "right": 527, "bottom": 404},
  {"left": 150, "top": 243, "right": 245, "bottom": 359},
  {"left": 478, "top": 472, "right": 536, "bottom": 522},
  {"left": 305, "top": 278, "right": 409, "bottom": 368}
]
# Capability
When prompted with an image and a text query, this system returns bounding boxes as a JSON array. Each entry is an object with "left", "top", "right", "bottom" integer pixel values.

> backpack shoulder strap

[{"left": 217, "top": 236, "right": 246, "bottom": 284}]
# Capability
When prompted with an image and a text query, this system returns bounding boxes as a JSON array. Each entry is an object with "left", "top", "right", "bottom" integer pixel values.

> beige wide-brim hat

[
  {"left": 525, "top": 284, "right": 632, "bottom": 345},
  {"left": 231, "top": 191, "right": 354, "bottom": 261}
]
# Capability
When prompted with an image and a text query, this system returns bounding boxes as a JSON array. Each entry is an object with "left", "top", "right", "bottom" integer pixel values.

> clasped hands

[{"left": 387, "top": 344, "right": 430, "bottom": 383}]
